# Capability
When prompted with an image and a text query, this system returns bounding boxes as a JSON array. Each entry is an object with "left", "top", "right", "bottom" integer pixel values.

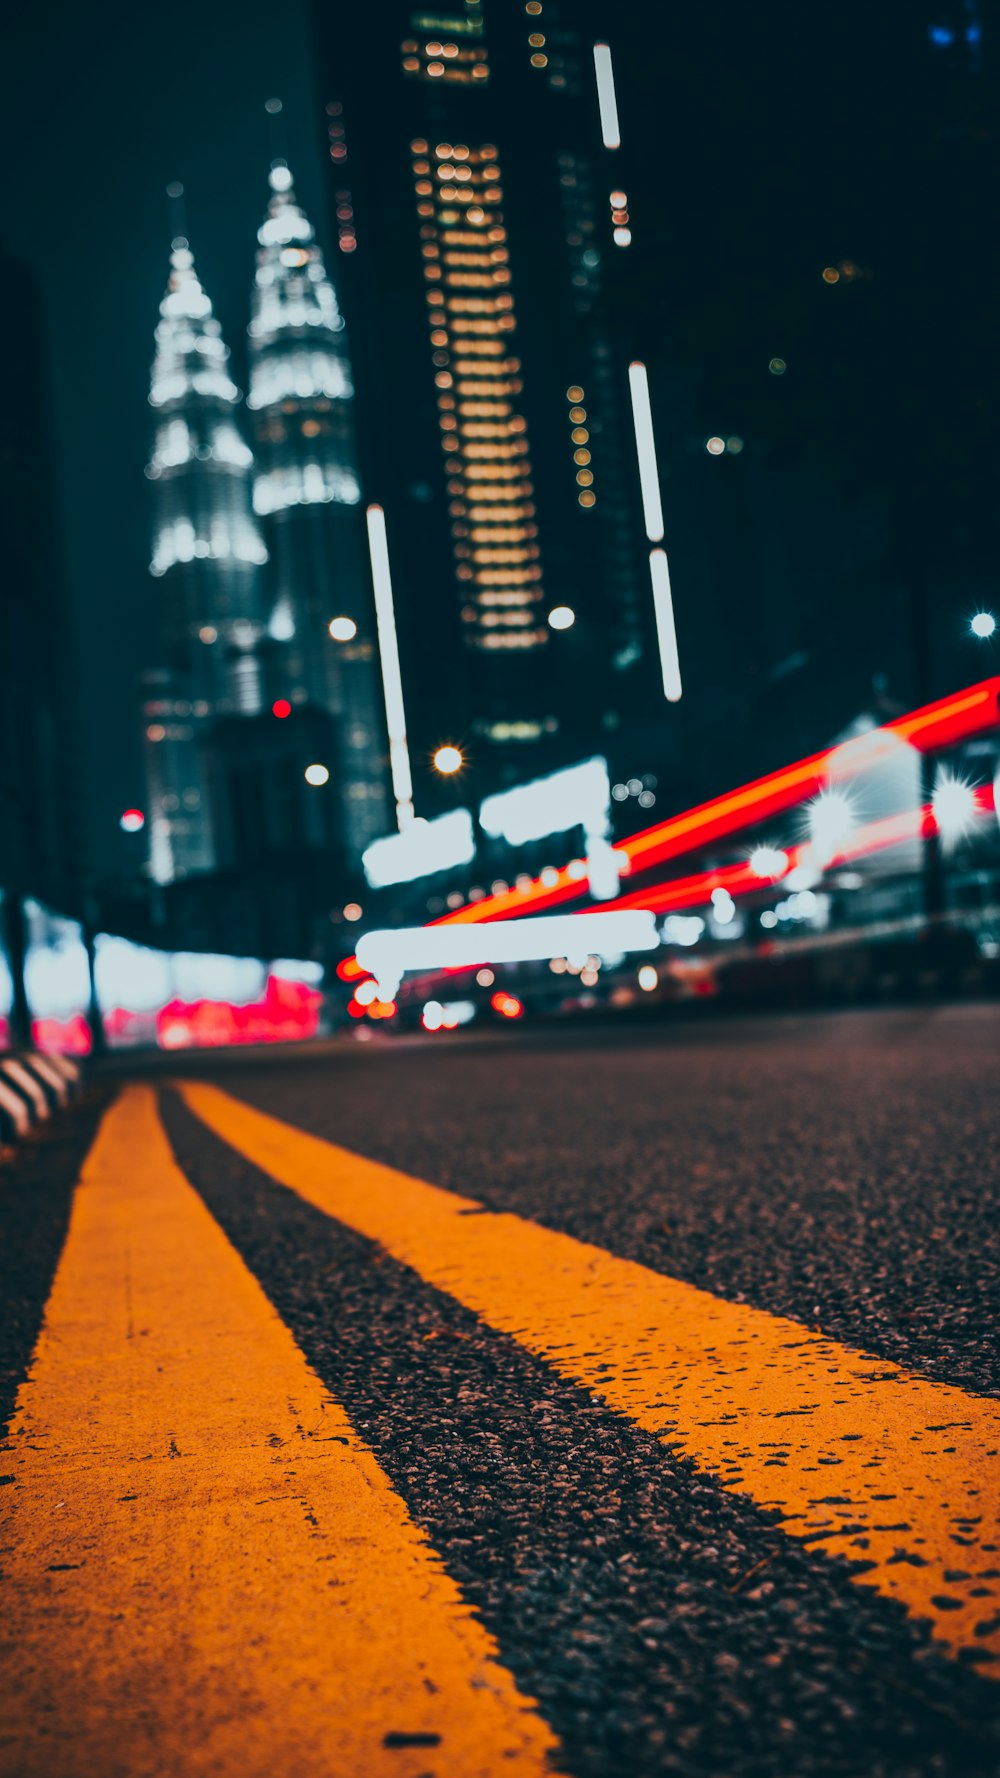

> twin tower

[{"left": 142, "top": 163, "right": 389, "bottom": 886}]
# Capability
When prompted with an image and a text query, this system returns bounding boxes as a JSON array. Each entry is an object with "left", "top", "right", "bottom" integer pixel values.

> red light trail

[{"left": 336, "top": 676, "right": 999, "bottom": 985}]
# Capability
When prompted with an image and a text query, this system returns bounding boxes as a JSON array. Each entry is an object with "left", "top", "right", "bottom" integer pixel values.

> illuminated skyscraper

[
  {"left": 313, "top": 0, "right": 652, "bottom": 805},
  {"left": 247, "top": 164, "right": 390, "bottom": 855},
  {"left": 143, "top": 238, "right": 269, "bottom": 882}
]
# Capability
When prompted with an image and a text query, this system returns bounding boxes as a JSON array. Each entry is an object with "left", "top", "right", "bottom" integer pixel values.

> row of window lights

[
  {"left": 327, "top": 101, "right": 352, "bottom": 247},
  {"left": 412, "top": 153, "right": 544, "bottom": 618},
  {"left": 402, "top": 39, "right": 486, "bottom": 59},
  {"left": 565, "top": 385, "right": 596, "bottom": 507},
  {"left": 821, "top": 262, "right": 871, "bottom": 284},
  {"left": 608, "top": 189, "right": 631, "bottom": 248},
  {"left": 411, "top": 140, "right": 499, "bottom": 160}
]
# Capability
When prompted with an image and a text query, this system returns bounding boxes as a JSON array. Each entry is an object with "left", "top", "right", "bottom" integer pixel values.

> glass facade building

[{"left": 312, "top": 0, "right": 652, "bottom": 806}]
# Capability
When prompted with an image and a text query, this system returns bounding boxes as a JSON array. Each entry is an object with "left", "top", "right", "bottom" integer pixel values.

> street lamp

[
  {"left": 328, "top": 616, "right": 358, "bottom": 641},
  {"left": 433, "top": 744, "right": 464, "bottom": 776},
  {"left": 970, "top": 611, "right": 996, "bottom": 640},
  {"left": 547, "top": 605, "right": 576, "bottom": 631}
]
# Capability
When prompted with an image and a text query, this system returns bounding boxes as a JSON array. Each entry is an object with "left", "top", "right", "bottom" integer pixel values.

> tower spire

[
  {"left": 247, "top": 162, "right": 391, "bottom": 857},
  {"left": 142, "top": 219, "right": 268, "bottom": 883}
]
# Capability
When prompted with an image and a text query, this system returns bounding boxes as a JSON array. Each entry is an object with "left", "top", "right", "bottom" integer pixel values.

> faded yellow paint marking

[
  {"left": 0, "top": 1087, "right": 562, "bottom": 1778},
  {"left": 181, "top": 1080, "right": 1000, "bottom": 1673}
]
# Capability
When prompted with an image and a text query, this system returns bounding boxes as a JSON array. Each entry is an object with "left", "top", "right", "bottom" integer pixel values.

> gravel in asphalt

[
  {"left": 0, "top": 1093, "right": 107, "bottom": 1439},
  {"left": 160, "top": 1074, "right": 1000, "bottom": 1778},
  {"left": 213, "top": 1006, "right": 1000, "bottom": 1398}
]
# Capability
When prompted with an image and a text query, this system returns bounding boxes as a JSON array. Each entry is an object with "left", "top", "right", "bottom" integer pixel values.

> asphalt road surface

[{"left": 1, "top": 1004, "right": 998, "bottom": 1778}]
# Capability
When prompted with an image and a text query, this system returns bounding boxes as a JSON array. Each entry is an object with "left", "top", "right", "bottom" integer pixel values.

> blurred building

[
  {"left": 312, "top": 0, "right": 653, "bottom": 813},
  {"left": 246, "top": 163, "right": 390, "bottom": 855},
  {"left": 0, "top": 243, "right": 83, "bottom": 1043},
  {"left": 142, "top": 238, "right": 268, "bottom": 882}
]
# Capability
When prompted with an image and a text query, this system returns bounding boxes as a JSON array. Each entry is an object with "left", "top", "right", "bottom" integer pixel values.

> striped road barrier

[{"left": 0, "top": 1053, "right": 83, "bottom": 1148}]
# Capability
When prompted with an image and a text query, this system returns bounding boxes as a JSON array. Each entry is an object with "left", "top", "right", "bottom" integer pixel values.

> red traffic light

[
  {"left": 120, "top": 809, "right": 145, "bottom": 833},
  {"left": 272, "top": 699, "right": 292, "bottom": 719}
]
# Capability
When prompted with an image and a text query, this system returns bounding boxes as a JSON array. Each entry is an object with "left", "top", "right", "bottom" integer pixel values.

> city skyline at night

[
  {"left": 6, "top": 1, "right": 1000, "bottom": 901},
  {"left": 139, "top": 156, "right": 392, "bottom": 885},
  {"left": 2, "top": 14, "right": 999, "bottom": 1767}
]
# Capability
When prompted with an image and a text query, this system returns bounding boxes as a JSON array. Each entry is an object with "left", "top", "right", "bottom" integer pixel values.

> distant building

[
  {"left": 312, "top": 0, "right": 652, "bottom": 809},
  {"left": 247, "top": 164, "right": 390, "bottom": 856},
  {"left": 0, "top": 243, "right": 83, "bottom": 1042},
  {"left": 142, "top": 238, "right": 268, "bottom": 882}
]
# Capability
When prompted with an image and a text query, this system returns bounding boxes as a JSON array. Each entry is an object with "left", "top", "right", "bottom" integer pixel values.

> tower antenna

[
  {"left": 264, "top": 97, "right": 289, "bottom": 168},
  {"left": 166, "top": 180, "right": 188, "bottom": 247}
]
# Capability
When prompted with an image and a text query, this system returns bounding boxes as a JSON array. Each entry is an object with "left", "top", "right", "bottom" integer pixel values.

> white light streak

[
  {"left": 367, "top": 504, "right": 415, "bottom": 830},
  {"left": 628, "top": 362, "right": 664, "bottom": 542},
  {"left": 357, "top": 910, "right": 658, "bottom": 999},
  {"left": 479, "top": 757, "right": 611, "bottom": 848},
  {"left": 648, "top": 549, "right": 682, "bottom": 702},
  {"left": 593, "top": 43, "right": 621, "bottom": 149},
  {"left": 363, "top": 810, "right": 475, "bottom": 890}
]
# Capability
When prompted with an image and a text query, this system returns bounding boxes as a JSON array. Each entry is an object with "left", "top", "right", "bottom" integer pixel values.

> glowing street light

[
  {"left": 932, "top": 769, "right": 980, "bottom": 849},
  {"left": 749, "top": 845, "right": 789, "bottom": 879},
  {"left": 548, "top": 605, "right": 575, "bottom": 630},
  {"left": 806, "top": 788, "right": 856, "bottom": 864},
  {"left": 304, "top": 763, "right": 330, "bottom": 786},
  {"left": 433, "top": 744, "right": 464, "bottom": 776},
  {"left": 328, "top": 616, "right": 358, "bottom": 641},
  {"left": 970, "top": 611, "right": 996, "bottom": 640}
]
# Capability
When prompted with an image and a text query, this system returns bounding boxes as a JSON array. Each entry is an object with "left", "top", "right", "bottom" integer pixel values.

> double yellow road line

[{"left": 2, "top": 1082, "right": 998, "bottom": 1776}]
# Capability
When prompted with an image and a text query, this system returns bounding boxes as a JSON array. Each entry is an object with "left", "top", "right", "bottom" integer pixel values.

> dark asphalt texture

[
  {"left": 3, "top": 1008, "right": 998, "bottom": 1775},
  {"left": 0, "top": 1091, "right": 107, "bottom": 1441},
  {"left": 159, "top": 1081, "right": 997, "bottom": 1778},
  {"left": 215, "top": 1005, "right": 1000, "bottom": 1400}
]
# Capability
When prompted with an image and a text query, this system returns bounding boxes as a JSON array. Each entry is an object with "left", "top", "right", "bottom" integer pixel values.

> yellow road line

[
  {"left": 0, "top": 1087, "right": 562, "bottom": 1778},
  {"left": 181, "top": 1080, "right": 1000, "bottom": 1672}
]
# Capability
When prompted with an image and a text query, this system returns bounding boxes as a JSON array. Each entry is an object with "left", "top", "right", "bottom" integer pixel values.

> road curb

[{"left": 0, "top": 1053, "right": 84, "bottom": 1150}]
